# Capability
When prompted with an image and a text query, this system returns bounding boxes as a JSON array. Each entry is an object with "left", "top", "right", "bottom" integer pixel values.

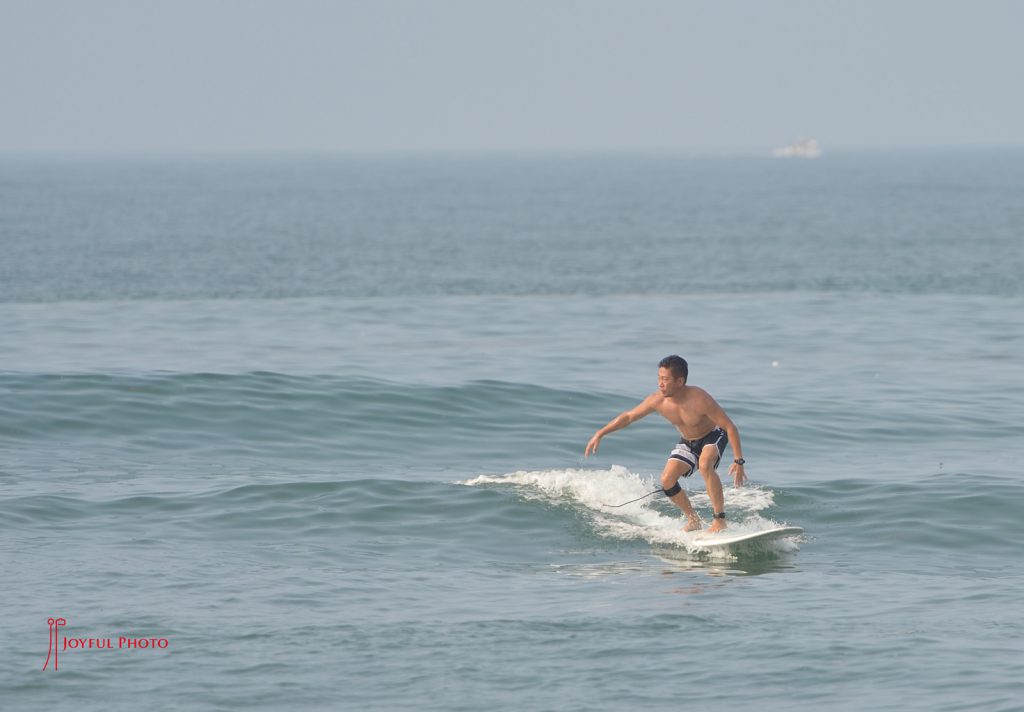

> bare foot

[
  {"left": 682, "top": 516, "right": 703, "bottom": 532},
  {"left": 707, "top": 519, "right": 727, "bottom": 534}
]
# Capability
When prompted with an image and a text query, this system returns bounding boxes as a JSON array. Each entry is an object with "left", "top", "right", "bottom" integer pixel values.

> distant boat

[{"left": 773, "top": 138, "right": 822, "bottom": 158}]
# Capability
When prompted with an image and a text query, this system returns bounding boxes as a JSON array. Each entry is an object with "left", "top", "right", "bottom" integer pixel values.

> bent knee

[
  {"left": 698, "top": 462, "right": 720, "bottom": 480},
  {"left": 661, "top": 466, "right": 692, "bottom": 487}
]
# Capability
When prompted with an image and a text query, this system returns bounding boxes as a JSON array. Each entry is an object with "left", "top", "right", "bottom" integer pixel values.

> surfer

[{"left": 584, "top": 355, "right": 747, "bottom": 533}]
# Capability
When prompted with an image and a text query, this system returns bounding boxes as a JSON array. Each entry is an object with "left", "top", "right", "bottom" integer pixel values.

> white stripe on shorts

[{"left": 669, "top": 443, "right": 698, "bottom": 469}]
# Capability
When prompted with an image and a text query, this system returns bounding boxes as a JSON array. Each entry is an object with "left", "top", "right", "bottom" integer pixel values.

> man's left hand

[{"left": 729, "top": 462, "right": 748, "bottom": 487}]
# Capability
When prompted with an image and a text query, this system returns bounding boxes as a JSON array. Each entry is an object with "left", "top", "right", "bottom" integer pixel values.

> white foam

[{"left": 460, "top": 465, "right": 798, "bottom": 556}]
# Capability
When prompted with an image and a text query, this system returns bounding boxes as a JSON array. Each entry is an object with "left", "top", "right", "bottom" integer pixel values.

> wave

[
  {"left": 774, "top": 473, "right": 1024, "bottom": 556},
  {"left": 0, "top": 466, "right": 797, "bottom": 566},
  {"left": 462, "top": 466, "right": 799, "bottom": 557},
  {"left": 6, "top": 370, "right": 1014, "bottom": 472},
  {"left": 0, "top": 373, "right": 616, "bottom": 466},
  {"left": 3, "top": 464, "right": 1020, "bottom": 564},
  {"left": 460, "top": 466, "right": 1024, "bottom": 558}
]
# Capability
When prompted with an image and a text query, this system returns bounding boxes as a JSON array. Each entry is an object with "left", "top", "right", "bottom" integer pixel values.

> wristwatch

[{"left": 734, "top": 458, "right": 746, "bottom": 465}]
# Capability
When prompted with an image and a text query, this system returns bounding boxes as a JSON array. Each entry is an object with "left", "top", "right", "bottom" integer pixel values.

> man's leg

[
  {"left": 698, "top": 445, "right": 727, "bottom": 532},
  {"left": 660, "top": 458, "right": 702, "bottom": 532}
]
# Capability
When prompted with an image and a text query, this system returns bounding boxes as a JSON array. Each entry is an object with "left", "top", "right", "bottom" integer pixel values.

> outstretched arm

[{"left": 584, "top": 394, "right": 659, "bottom": 457}]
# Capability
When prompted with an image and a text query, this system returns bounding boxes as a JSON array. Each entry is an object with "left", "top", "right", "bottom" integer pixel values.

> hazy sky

[{"left": 2, "top": 0, "right": 1022, "bottom": 153}]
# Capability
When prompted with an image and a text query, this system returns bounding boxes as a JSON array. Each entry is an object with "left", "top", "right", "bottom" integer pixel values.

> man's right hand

[{"left": 584, "top": 433, "right": 602, "bottom": 457}]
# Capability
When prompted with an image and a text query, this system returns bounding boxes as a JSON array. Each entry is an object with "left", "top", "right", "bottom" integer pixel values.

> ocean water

[{"left": 1, "top": 151, "right": 1023, "bottom": 711}]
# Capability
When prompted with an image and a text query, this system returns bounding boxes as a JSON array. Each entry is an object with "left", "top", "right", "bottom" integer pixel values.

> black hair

[{"left": 658, "top": 355, "right": 688, "bottom": 382}]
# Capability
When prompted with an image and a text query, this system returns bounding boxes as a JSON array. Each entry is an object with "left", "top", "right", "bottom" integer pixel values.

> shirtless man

[{"left": 584, "top": 355, "right": 747, "bottom": 533}]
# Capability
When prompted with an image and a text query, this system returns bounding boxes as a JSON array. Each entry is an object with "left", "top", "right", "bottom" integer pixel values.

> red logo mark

[{"left": 43, "top": 617, "right": 67, "bottom": 671}]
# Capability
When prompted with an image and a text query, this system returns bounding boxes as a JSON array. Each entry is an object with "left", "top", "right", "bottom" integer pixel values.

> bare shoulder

[
  {"left": 686, "top": 386, "right": 721, "bottom": 411},
  {"left": 623, "top": 391, "right": 663, "bottom": 421},
  {"left": 638, "top": 391, "right": 664, "bottom": 411},
  {"left": 686, "top": 385, "right": 714, "bottom": 403},
  {"left": 688, "top": 386, "right": 734, "bottom": 424}
]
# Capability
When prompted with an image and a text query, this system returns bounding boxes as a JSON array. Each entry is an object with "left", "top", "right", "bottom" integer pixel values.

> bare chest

[{"left": 655, "top": 398, "right": 714, "bottom": 438}]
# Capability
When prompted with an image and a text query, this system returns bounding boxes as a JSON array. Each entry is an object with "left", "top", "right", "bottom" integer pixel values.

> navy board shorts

[{"left": 668, "top": 427, "right": 728, "bottom": 476}]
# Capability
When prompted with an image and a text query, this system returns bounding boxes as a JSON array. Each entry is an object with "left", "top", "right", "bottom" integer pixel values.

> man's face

[{"left": 658, "top": 367, "right": 683, "bottom": 396}]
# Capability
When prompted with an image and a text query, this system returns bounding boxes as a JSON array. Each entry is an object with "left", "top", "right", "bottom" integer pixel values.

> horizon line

[{"left": 2, "top": 143, "right": 1023, "bottom": 159}]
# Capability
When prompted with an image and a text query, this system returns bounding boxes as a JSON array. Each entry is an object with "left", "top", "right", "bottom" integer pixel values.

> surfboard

[{"left": 692, "top": 526, "right": 803, "bottom": 548}]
